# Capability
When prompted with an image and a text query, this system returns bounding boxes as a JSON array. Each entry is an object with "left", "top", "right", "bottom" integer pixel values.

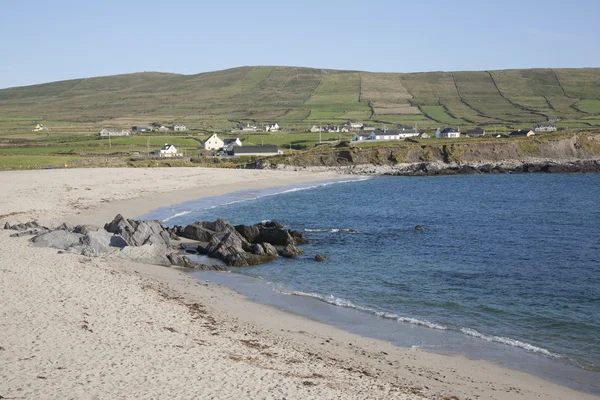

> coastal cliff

[{"left": 246, "top": 133, "right": 600, "bottom": 175}]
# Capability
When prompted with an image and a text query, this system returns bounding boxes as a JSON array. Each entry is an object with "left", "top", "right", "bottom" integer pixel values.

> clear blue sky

[{"left": 1, "top": 0, "right": 598, "bottom": 89}]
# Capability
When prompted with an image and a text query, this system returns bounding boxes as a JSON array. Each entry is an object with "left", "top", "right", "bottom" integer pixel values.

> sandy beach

[{"left": 0, "top": 167, "right": 597, "bottom": 400}]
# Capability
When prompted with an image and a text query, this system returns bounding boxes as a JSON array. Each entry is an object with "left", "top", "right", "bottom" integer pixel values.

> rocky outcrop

[{"left": 11, "top": 215, "right": 308, "bottom": 270}]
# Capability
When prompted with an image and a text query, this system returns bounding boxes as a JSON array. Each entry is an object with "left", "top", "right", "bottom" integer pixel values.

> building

[
  {"left": 348, "top": 121, "right": 364, "bottom": 130},
  {"left": 369, "top": 128, "right": 419, "bottom": 141},
  {"left": 310, "top": 126, "right": 322, "bottom": 133},
  {"left": 264, "top": 123, "right": 280, "bottom": 132},
  {"left": 420, "top": 133, "right": 430, "bottom": 139},
  {"left": 33, "top": 123, "right": 49, "bottom": 132},
  {"left": 153, "top": 143, "right": 180, "bottom": 157},
  {"left": 396, "top": 125, "right": 419, "bottom": 135},
  {"left": 352, "top": 134, "right": 370, "bottom": 142},
  {"left": 99, "top": 129, "right": 130, "bottom": 137},
  {"left": 325, "top": 125, "right": 340, "bottom": 133},
  {"left": 223, "top": 137, "right": 243, "bottom": 152},
  {"left": 533, "top": 123, "right": 557, "bottom": 133},
  {"left": 172, "top": 123, "right": 188, "bottom": 131},
  {"left": 156, "top": 126, "right": 169, "bottom": 132},
  {"left": 362, "top": 125, "right": 376, "bottom": 132},
  {"left": 237, "top": 122, "right": 257, "bottom": 132},
  {"left": 547, "top": 116, "right": 561, "bottom": 123},
  {"left": 203, "top": 133, "right": 225, "bottom": 151},
  {"left": 341, "top": 126, "right": 350, "bottom": 133},
  {"left": 464, "top": 127, "right": 485, "bottom": 136},
  {"left": 131, "top": 126, "right": 150, "bottom": 132},
  {"left": 233, "top": 145, "right": 281, "bottom": 157},
  {"left": 510, "top": 129, "right": 535, "bottom": 137},
  {"left": 435, "top": 127, "right": 461, "bottom": 138}
]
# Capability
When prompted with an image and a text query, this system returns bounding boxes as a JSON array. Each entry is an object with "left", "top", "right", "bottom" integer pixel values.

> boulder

[
  {"left": 262, "top": 243, "right": 279, "bottom": 258},
  {"left": 234, "top": 224, "right": 260, "bottom": 243},
  {"left": 116, "top": 244, "right": 172, "bottom": 266},
  {"left": 414, "top": 225, "right": 424, "bottom": 231},
  {"left": 104, "top": 214, "right": 171, "bottom": 248},
  {"left": 182, "top": 223, "right": 215, "bottom": 242},
  {"left": 205, "top": 231, "right": 250, "bottom": 266},
  {"left": 280, "top": 244, "right": 303, "bottom": 258},
  {"left": 314, "top": 254, "right": 326, "bottom": 262},
  {"left": 55, "top": 222, "right": 75, "bottom": 231},
  {"left": 249, "top": 243, "right": 265, "bottom": 256},
  {"left": 166, "top": 253, "right": 227, "bottom": 271},
  {"left": 73, "top": 225, "right": 100, "bottom": 235},
  {"left": 30, "top": 230, "right": 84, "bottom": 250},
  {"left": 79, "top": 230, "right": 127, "bottom": 257},
  {"left": 3, "top": 222, "right": 10, "bottom": 230}
]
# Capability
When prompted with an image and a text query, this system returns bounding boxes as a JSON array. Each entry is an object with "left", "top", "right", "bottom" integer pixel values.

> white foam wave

[
  {"left": 460, "top": 328, "right": 559, "bottom": 357},
  {"left": 162, "top": 211, "right": 191, "bottom": 222},
  {"left": 278, "top": 290, "right": 447, "bottom": 330}
]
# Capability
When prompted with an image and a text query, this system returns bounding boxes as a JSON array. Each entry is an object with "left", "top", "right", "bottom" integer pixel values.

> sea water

[{"left": 143, "top": 174, "right": 600, "bottom": 393}]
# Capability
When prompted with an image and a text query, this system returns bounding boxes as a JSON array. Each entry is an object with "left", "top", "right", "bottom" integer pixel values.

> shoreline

[{"left": 1, "top": 168, "right": 598, "bottom": 399}]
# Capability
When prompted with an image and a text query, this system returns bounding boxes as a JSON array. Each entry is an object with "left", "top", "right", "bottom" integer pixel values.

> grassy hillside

[{"left": 1, "top": 66, "right": 600, "bottom": 136}]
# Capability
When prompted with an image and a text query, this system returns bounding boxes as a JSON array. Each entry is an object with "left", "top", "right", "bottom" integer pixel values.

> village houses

[
  {"left": 223, "top": 137, "right": 243, "bottom": 152},
  {"left": 369, "top": 126, "right": 419, "bottom": 141},
  {"left": 264, "top": 123, "right": 280, "bottom": 132},
  {"left": 510, "top": 129, "right": 536, "bottom": 137},
  {"left": 237, "top": 122, "right": 257, "bottom": 132}
]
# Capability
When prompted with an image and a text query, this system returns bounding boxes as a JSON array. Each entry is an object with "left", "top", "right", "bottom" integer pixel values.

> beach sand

[{"left": 0, "top": 167, "right": 596, "bottom": 399}]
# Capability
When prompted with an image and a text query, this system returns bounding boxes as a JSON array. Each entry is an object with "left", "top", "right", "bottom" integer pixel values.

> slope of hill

[{"left": 1, "top": 66, "right": 600, "bottom": 132}]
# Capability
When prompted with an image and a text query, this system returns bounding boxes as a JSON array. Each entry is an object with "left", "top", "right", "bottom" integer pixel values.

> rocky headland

[{"left": 4, "top": 215, "right": 307, "bottom": 271}]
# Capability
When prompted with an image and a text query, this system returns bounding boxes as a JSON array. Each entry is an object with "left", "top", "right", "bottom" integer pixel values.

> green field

[{"left": 1, "top": 66, "right": 600, "bottom": 169}]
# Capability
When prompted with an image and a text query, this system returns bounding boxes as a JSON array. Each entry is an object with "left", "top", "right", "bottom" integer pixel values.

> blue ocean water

[{"left": 148, "top": 174, "right": 600, "bottom": 384}]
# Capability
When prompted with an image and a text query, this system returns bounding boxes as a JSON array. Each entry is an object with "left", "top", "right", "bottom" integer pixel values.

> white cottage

[
  {"left": 352, "top": 134, "right": 370, "bottom": 142},
  {"left": 369, "top": 128, "right": 419, "bottom": 141},
  {"left": 203, "top": 133, "right": 225, "bottom": 151},
  {"left": 223, "top": 137, "right": 243, "bottom": 152},
  {"left": 435, "top": 127, "right": 461, "bottom": 138},
  {"left": 264, "top": 123, "right": 280, "bottom": 132},
  {"left": 155, "top": 144, "right": 180, "bottom": 157}
]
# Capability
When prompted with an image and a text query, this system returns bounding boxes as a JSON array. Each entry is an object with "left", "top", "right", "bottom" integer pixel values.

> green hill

[{"left": 1, "top": 66, "right": 600, "bottom": 132}]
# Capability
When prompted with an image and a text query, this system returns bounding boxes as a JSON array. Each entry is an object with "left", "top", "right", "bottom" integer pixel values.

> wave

[
  {"left": 276, "top": 289, "right": 447, "bottom": 330},
  {"left": 460, "top": 328, "right": 559, "bottom": 357},
  {"left": 162, "top": 211, "right": 191, "bottom": 222},
  {"left": 304, "top": 228, "right": 359, "bottom": 233},
  {"left": 274, "top": 288, "right": 559, "bottom": 357}
]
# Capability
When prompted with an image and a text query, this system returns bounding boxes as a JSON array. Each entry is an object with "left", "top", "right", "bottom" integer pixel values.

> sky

[{"left": 0, "top": 0, "right": 599, "bottom": 89}]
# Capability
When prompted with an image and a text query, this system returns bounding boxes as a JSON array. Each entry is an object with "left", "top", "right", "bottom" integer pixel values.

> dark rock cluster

[{"left": 3, "top": 215, "right": 308, "bottom": 270}]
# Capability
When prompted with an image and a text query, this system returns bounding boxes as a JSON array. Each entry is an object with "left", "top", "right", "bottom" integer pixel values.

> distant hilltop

[{"left": 0, "top": 66, "right": 599, "bottom": 131}]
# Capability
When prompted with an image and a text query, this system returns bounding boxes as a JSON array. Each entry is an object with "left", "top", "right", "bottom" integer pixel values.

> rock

[
  {"left": 414, "top": 225, "right": 424, "bottom": 231},
  {"left": 55, "top": 222, "right": 75, "bottom": 231},
  {"left": 262, "top": 243, "right": 279, "bottom": 258},
  {"left": 249, "top": 243, "right": 265, "bottom": 256},
  {"left": 234, "top": 224, "right": 260, "bottom": 243},
  {"left": 30, "top": 230, "right": 84, "bottom": 250},
  {"left": 205, "top": 230, "right": 251, "bottom": 266},
  {"left": 3, "top": 222, "right": 11, "bottom": 230},
  {"left": 73, "top": 225, "right": 99, "bottom": 235},
  {"left": 256, "top": 224, "right": 295, "bottom": 246},
  {"left": 6, "top": 221, "right": 47, "bottom": 232},
  {"left": 280, "top": 244, "right": 303, "bottom": 258},
  {"left": 181, "top": 223, "right": 215, "bottom": 242},
  {"left": 104, "top": 214, "right": 171, "bottom": 248},
  {"left": 166, "top": 253, "right": 227, "bottom": 271},
  {"left": 314, "top": 254, "right": 326, "bottom": 262},
  {"left": 116, "top": 244, "right": 172, "bottom": 266},
  {"left": 79, "top": 230, "right": 126, "bottom": 257}
]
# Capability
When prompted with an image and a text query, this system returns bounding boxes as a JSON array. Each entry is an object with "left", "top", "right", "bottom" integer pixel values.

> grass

[
  {"left": 0, "top": 155, "right": 83, "bottom": 169},
  {"left": 575, "top": 100, "right": 600, "bottom": 114},
  {"left": 421, "top": 106, "right": 466, "bottom": 125}
]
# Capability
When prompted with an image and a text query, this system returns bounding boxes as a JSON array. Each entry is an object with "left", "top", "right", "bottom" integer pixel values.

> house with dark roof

[
  {"left": 172, "top": 123, "right": 188, "bottom": 131},
  {"left": 99, "top": 129, "right": 130, "bottom": 137},
  {"left": 223, "top": 137, "right": 243, "bottom": 152},
  {"left": 533, "top": 123, "right": 557, "bottom": 133},
  {"left": 131, "top": 125, "right": 150, "bottom": 132},
  {"left": 435, "top": 127, "right": 461, "bottom": 138},
  {"left": 464, "top": 127, "right": 485, "bottom": 136},
  {"left": 369, "top": 128, "right": 419, "bottom": 141}
]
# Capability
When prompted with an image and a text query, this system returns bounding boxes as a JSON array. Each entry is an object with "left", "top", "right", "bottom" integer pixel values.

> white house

[
  {"left": 533, "top": 123, "right": 557, "bottom": 133},
  {"left": 156, "top": 126, "right": 169, "bottom": 132},
  {"left": 325, "top": 125, "right": 340, "bottom": 133},
  {"left": 310, "top": 126, "right": 322, "bottom": 133},
  {"left": 369, "top": 127, "right": 419, "bottom": 141},
  {"left": 33, "top": 123, "right": 49, "bottom": 132},
  {"left": 154, "top": 143, "right": 180, "bottom": 157},
  {"left": 223, "top": 137, "right": 243, "bottom": 152},
  {"left": 435, "top": 127, "right": 461, "bottom": 138},
  {"left": 348, "top": 121, "right": 364, "bottom": 130},
  {"left": 99, "top": 129, "right": 130, "bottom": 137},
  {"left": 172, "top": 123, "right": 188, "bottom": 131},
  {"left": 264, "top": 123, "right": 280, "bottom": 132},
  {"left": 341, "top": 126, "right": 350, "bottom": 133},
  {"left": 203, "top": 133, "right": 225, "bottom": 151}
]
